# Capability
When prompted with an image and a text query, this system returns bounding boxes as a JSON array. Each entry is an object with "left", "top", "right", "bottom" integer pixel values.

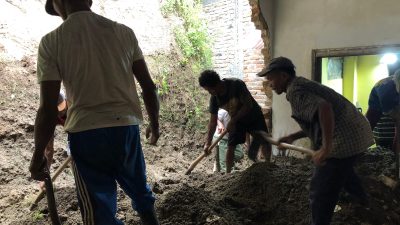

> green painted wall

[
  {"left": 321, "top": 58, "right": 328, "bottom": 84},
  {"left": 321, "top": 55, "right": 388, "bottom": 114},
  {"left": 356, "top": 55, "right": 381, "bottom": 113},
  {"left": 342, "top": 57, "right": 357, "bottom": 103}
]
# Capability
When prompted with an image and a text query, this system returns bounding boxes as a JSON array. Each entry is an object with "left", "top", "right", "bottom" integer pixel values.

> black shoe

[{"left": 341, "top": 192, "right": 370, "bottom": 207}]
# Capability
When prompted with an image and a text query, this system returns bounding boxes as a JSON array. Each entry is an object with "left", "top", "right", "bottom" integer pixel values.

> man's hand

[
  {"left": 145, "top": 124, "right": 160, "bottom": 145},
  {"left": 277, "top": 135, "right": 295, "bottom": 151},
  {"left": 217, "top": 126, "right": 225, "bottom": 134},
  {"left": 29, "top": 154, "right": 48, "bottom": 181},
  {"left": 312, "top": 147, "right": 330, "bottom": 166},
  {"left": 203, "top": 143, "right": 211, "bottom": 155}
]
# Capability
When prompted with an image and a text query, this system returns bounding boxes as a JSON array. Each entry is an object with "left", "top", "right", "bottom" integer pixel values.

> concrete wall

[
  {"left": 260, "top": 0, "right": 400, "bottom": 149},
  {"left": 93, "top": 0, "right": 172, "bottom": 55},
  {"left": 0, "top": 0, "right": 172, "bottom": 59}
]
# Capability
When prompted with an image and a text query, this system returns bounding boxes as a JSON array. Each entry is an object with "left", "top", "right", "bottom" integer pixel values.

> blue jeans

[
  {"left": 68, "top": 125, "right": 155, "bottom": 225},
  {"left": 309, "top": 155, "right": 366, "bottom": 225}
]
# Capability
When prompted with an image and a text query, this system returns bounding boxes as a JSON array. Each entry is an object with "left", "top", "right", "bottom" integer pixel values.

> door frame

[{"left": 311, "top": 44, "right": 400, "bottom": 82}]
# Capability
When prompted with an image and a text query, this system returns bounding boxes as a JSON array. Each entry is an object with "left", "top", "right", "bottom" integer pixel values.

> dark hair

[
  {"left": 199, "top": 70, "right": 221, "bottom": 87},
  {"left": 388, "top": 60, "right": 400, "bottom": 76}
]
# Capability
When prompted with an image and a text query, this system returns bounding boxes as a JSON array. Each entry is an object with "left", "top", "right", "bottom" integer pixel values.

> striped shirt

[
  {"left": 286, "top": 77, "right": 374, "bottom": 158},
  {"left": 373, "top": 116, "right": 396, "bottom": 143}
]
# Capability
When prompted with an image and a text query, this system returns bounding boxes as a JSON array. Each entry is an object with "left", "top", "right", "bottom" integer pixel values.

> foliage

[
  {"left": 161, "top": 0, "right": 213, "bottom": 70},
  {"left": 32, "top": 211, "right": 44, "bottom": 221},
  {"left": 147, "top": 53, "right": 209, "bottom": 130}
]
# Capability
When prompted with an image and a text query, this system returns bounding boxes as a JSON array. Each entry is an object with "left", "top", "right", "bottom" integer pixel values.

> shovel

[
  {"left": 185, "top": 130, "right": 228, "bottom": 175},
  {"left": 44, "top": 171, "right": 62, "bottom": 225},
  {"left": 29, "top": 156, "right": 72, "bottom": 214},
  {"left": 255, "top": 131, "right": 315, "bottom": 156}
]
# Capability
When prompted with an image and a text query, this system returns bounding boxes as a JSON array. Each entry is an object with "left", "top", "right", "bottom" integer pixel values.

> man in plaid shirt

[{"left": 258, "top": 57, "right": 374, "bottom": 225}]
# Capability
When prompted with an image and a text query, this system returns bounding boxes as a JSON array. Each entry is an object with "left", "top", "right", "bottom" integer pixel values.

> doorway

[
  {"left": 312, "top": 44, "right": 400, "bottom": 113},
  {"left": 312, "top": 45, "right": 400, "bottom": 149}
]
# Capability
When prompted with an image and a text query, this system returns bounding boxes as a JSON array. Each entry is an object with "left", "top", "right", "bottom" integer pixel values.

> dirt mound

[
  {"left": 156, "top": 155, "right": 400, "bottom": 225},
  {"left": 357, "top": 146, "right": 397, "bottom": 177},
  {"left": 157, "top": 162, "right": 311, "bottom": 225}
]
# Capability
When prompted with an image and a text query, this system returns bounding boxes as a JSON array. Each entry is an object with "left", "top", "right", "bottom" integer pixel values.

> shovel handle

[
  {"left": 256, "top": 131, "right": 315, "bottom": 156},
  {"left": 44, "top": 173, "right": 61, "bottom": 225},
  {"left": 30, "top": 156, "right": 72, "bottom": 210},
  {"left": 185, "top": 130, "right": 228, "bottom": 175}
]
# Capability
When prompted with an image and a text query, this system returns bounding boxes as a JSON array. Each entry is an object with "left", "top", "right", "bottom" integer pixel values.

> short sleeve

[
  {"left": 36, "top": 36, "right": 61, "bottom": 83},
  {"left": 130, "top": 30, "right": 143, "bottom": 62}
]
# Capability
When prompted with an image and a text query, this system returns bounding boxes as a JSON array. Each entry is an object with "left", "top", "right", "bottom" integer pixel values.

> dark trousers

[
  {"left": 309, "top": 155, "right": 366, "bottom": 225},
  {"left": 68, "top": 125, "right": 155, "bottom": 225}
]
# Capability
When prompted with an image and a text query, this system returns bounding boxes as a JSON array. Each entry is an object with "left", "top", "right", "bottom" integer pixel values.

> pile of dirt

[{"left": 155, "top": 154, "right": 400, "bottom": 225}]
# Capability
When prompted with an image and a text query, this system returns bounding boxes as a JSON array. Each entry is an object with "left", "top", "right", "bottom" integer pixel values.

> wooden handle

[
  {"left": 185, "top": 130, "right": 228, "bottom": 175},
  {"left": 44, "top": 174, "right": 61, "bottom": 225},
  {"left": 30, "top": 156, "right": 72, "bottom": 210},
  {"left": 256, "top": 131, "right": 315, "bottom": 156}
]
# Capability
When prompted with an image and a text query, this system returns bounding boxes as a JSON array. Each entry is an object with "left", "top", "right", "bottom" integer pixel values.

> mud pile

[{"left": 157, "top": 151, "right": 400, "bottom": 225}]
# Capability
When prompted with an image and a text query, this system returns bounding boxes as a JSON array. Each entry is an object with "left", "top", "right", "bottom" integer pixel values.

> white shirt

[
  {"left": 37, "top": 11, "right": 144, "bottom": 132},
  {"left": 214, "top": 109, "right": 230, "bottom": 140}
]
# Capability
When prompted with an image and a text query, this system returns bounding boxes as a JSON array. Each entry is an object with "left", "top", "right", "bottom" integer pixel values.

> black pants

[{"left": 309, "top": 155, "right": 366, "bottom": 225}]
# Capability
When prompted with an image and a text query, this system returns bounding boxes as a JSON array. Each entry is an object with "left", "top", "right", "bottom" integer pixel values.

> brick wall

[
  {"left": 203, "top": 0, "right": 243, "bottom": 79},
  {"left": 203, "top": 0, "right": 272, "bottom": 127}
]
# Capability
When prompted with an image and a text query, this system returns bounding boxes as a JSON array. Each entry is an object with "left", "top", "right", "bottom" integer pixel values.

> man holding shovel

[
  {"left": 29, "top": 0, "right": 160, "bottom": 224},
  {"left": 199, "top": 70, "right": 271, "bottom": 173},
  {"left": 258, "top": 57, "right": 374, "bottom": 225}
]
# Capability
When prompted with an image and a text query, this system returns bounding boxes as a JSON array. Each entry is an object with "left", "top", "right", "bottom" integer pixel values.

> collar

[
  {"left": 66, "top": 10, "right": 93, "bottom": 20},
  {"left": 285, "top": 76, "right": 298, "bottom": 100}
]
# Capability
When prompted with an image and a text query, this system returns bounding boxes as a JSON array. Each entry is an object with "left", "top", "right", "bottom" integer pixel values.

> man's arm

[
  {"left": 277, "top": 130, "right": 307, "bottom": 150},
  {"left": 30, "top": 81, "right": 61, "bottom": 180},
  {"left": 230, "top": 99, "right": 252, "bottom": 126},
  {"left": 132, "top": 59, "right": 160, "bottom": 145},
  {"left": 204, "top": 113, "right": 218, "bottom": 154},
  {"left": 366, "top": 87, "right": 382, "bottom": 130},
  {"left": 216, "top": 118, "right": 225, "bottom": 134},
  {"left": 278, "top": 131, "right": 307, "bottom": 143},
  {"left": 313, "top": 101, "right": 335, "bottom": 165},
  {"left": 227, "top": 83, "right": 253, "bottom": 131},
  {"left": 365, "top": 108, "right": 382, "bottom": 130}
]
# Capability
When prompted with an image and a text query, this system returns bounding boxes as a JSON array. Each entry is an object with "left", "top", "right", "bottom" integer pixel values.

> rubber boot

[{"left": 139, "top": 208, "right": 160, "bottom": 225}]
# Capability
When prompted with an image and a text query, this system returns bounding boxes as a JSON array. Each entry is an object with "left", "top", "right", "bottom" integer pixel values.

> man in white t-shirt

[
  {"left": 213, "top": 109, "right": 244, "bottom": 172},
  {"left": 29, "top": 0, "right": 160, "bottom": 224}
]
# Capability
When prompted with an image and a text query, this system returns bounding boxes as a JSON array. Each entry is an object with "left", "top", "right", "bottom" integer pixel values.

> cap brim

[
  {"left": 45, "top": 0, "right": 59, "bottom": 16},
  {"left": 257, "top": 67, "right": 272, "bottom": 77}
]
